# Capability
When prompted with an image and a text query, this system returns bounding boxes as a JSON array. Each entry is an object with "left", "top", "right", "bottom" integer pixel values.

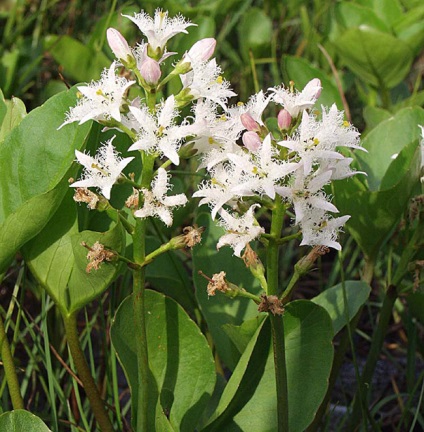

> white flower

[
  {"left": 270, "top": 78, "right": 322, "bottom": 118},
  {"left": 276, "top": 170, "right": 338, "bottom": 224},
  {"left": 187, "top": 100, "right": 240, "bottom": 158},
  {"left": 134, "top": 168, "right": 187, "bottom": 226},
  {"left": 193, "top": 163, "right": 245, "bottom": 219},
  {"left": 278, "top": 106, "right": 361, "bottom": 176},
  {"left": 217, "top": 205, "right": 264, "bottom": 256},
  {"left": 60, "top": 62, "right": 135, "bottom": 128},
  {"left": 123, "top": 9, "right": 195, "bottom": 52},
  {"left": 300, "top": 210, "right": 350, "bottom": 251},
  {"left": 179, "top": 58, "right": 236, "bottom": 109},
  {"left": 71, "top": 136, "right": 134, "bottom": 200},
  {"left": 128, "top": 95, "right": 194, "bottom": 165},
  {"left": 229, "top": 134, "right": 299, "bottom": 199}
]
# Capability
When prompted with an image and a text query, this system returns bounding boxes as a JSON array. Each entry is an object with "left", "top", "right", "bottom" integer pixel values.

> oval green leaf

[
  {"left": 0, "top": 410, "right": 51, "bottom": 431},
  {"left": 312, "top": 281, "right": 371, "bottom": 335},
  {"left": 333, "top": 27, "right": 413, "bottom": 89},
  {"left": 110, "top": 290, "right": 216, "bottom": 432},
  {"left": 24, "top": 193, "right": 125, "bottom": 316},
  {"left": 0, "top": 87, "right": 91, "bottom": 272},
  {"left": 204, "top": 300, "right": 334, "bottom": 432}
]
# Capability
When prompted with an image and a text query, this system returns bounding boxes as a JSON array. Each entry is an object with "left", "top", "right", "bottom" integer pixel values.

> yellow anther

[
  {"left": 313, "top": 138, "right": 320, "bottom": 145},
  {"left": 208, "top": 137, "right": 215, "bottom": 145},
  {"left": 157, "top": 125, "right": 165, "bottom": 136},
  {"left": 216, "top": 76, "right": 223, "bottom": 84},
  {"left": 343, "top": 120, "right": 350, "bottom": 127},
  {"left": 237, "top": 102, "right": 244, "bottom": 106},
  {"left": 76, "top": 91, "right": 83, "bottom": 99}
]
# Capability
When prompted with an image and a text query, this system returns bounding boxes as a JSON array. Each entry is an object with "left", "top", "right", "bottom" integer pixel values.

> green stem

[
  {"left": 266, "top": 195, "right": 289, "bottom": 432},
  {"left": 346, "top": 284, "right": 398, "bottom": 431},
  {"left": 0, "top": 312, "right": 24, "bottom": 410},
  {"left": 132, "top": 153, "right": 155, "bottom": 431},
  {"left": 63, "top": 313, "right": 113, "bottom": 432}
]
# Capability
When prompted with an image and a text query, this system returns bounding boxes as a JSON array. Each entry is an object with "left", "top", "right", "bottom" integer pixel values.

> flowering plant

[{"left": 1, "top": 6, "right": 423, "bottom": 432}]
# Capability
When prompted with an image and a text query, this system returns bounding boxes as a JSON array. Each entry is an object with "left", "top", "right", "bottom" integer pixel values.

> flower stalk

[
  {"left": 63, "top": 312, "right": 114, "bottom": 432},
  {"left": 266, "top": 195, "right": 289, "bottom": 432},
  {"left": 0, "top": 312, "right": 24, "bottom": 410}
]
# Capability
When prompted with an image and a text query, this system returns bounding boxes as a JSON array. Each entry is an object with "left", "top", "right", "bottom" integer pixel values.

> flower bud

[
  {"left": 241, "top": 113, "right": 260, "bottom": 132},
  {"left": 107, "top": 28, "right": 133, "bottom": 63},
  {"left": 242, "top": 131, "right": 262, "bottom": 152},
  {"left": 277, "top": 109, "right": 292, "bottom": 130},
  {"left": 306, "top": 78, "right": 322, "bottom": 100},
  {"left": 186, "top": 38, "right": 216, "bottom": 63},
  {"left": 140, "top": 57, "right": 161, "bottom": 85}
]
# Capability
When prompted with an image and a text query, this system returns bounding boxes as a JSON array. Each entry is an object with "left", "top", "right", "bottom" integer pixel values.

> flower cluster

[
  {"left": 193, "top": 79, "right": 364, "bottom": 254},
  {"left": 61, "top": 8, "right": 363, "bottom": 254},
  {"left": 61, "top": 9, "right": 234, "bottom": 227}
]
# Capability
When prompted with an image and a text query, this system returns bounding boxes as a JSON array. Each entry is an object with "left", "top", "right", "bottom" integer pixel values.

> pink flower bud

[
  {"left": 277, "top": 109, "right": 292, "bottom": 130},
  {"left": 107, "top": 28, "right": 132, "bottom": 62},
  {"left": 186, "top": 38, "right": 216, "bottom": 63},
  {"left": 140, "top": 57, "right": 161, "bottom": 85},
  {"left": 307, "top": 78, "right": 322, "bottom": 100},
  {"left": 241, "top": 113, "right": 260, "bottom": 132},
  {"left": 242, "top": 131, "right": 262, "bottom": 152}
]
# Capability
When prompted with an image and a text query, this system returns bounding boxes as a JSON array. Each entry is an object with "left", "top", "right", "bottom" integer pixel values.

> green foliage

[
  {"left": 111, "top": 290, "right": 216, "bottom": 431},
  {"left": 24, "top": 192, "right": 125, "bottom": 317},
  {"left": 312, "top": 281, "right": 371, "bottom": 335},
  {"left": 334, "top": 107, "right": 424, "bottom": 261},
  {"left": 0, "top": 410, "right": 51, "bottom": 431},
  {"left": 0, "top": 87, "right": 91, "bottom": 273},
  {"left": 204, "top": 301, "right": 334, "bottom": 432}
]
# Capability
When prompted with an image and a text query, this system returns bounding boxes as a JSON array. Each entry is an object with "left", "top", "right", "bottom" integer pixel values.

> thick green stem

[
  {"left": 63, "top": 313, "right": 113, "bottom": 432},
  {"left": 133, "top": 153, "right": 155, "bottom": 431},
  {"left": 346, "top": 284, "right": 398, "bottom": 431},
  {"left": 0, "top": 313, "right": 24, "bottom": 410},
  {"left": 267, "top": 195, "right": 289, "bottom": 432}
]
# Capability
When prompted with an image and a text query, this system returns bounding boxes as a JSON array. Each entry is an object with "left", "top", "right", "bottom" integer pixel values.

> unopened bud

[
  {"left": 186, "top": 38, "right": 216, "bottom": 64},
  {"left": 179, "top": 142, "right": 198, "bottom": 159},
  {"left": 107, "top": 28, "right": 133, "bottom": 63},
  {"left": 306, "top": 78, "right": 322, "bottom": 100},
  {"left": 241, "top": 113, "right": 260, "bottom": 132},
  {"left": 277, "top": 109, "right": 292, "bottom": 130},
  {"left": 242, "top": 131, "right": 262, "bottom": 152},
  {"left": 140, "top": 57, "right": 161, "bottom": 85}
]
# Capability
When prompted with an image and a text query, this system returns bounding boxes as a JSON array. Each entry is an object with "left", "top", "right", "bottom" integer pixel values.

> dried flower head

[
  {"left": 258, "top": 294, "right": 284, "bottom": 316},
  {"left": 82, "top": 241, "right": 116, "bottom": 273}
]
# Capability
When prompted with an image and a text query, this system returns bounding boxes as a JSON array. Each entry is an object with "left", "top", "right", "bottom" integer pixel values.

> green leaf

[
  {"left": 111, "top": 290, "right": 216, "bottom": 431},
  {"left": 281, "top": 56, "right": 343, "bottom": 110},
  {"left": 363, "top": 106, "right": 391, "bottom": 131},
  {"left": 0, "top": 89, "right": 7, "bottom": 130},
  {"left": 0, "top": 410, "right": 51, "bottom": 431},
  {"left": 0, "top": 87, "right": 91, "bottom": 272},
  {"left": 192, "top": 212, "right": 263, "bottom": 370},
  {"left": 372, "top": 0, "right": 403, "bottom": 27},
  {"left": 222, "top": 315, "right": 266, "bottom": 355},
  {"left": 334, "top": 3, "right": 390, "bottom": 33},
  {"left": 312, "top": 281, "right": 371, "bottom": 335},
  {"left": 394, "top": 6, "right": 424, "bottom": 54},
  {"left": 44, "top": 35, "right": 111, "bottom": 82},
  {"left": 334, "top": 139, "right": 421, "bottom": 261},
  {"left": 23, "top": 192, "right": 125, "bottom": 316},
  {"left": 332, "top": 27, "right": 413, "bottom": 89},
  {"left": 0, "top": 96, "right": 27, "bottom": 143},
  {"left": 237, "top": 7, "right": 272, "bottom": 61},
  {"left": 357, "top": 107, "right": 424, "bottom": 191},
  {"left": 204, "top": 301, "right": 334, "bottom": 432}
]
